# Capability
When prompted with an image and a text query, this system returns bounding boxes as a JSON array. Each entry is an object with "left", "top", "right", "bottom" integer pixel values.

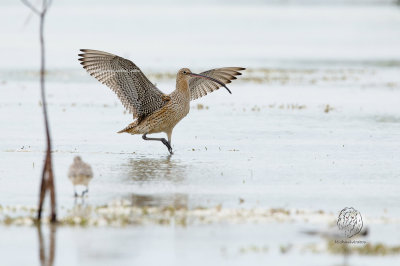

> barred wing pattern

[
  {"left": 189, "top": 67, "right": 245, "bottom": 101},
  {"left": 78, "top": 49, "right": 165, "bottom": 118}
]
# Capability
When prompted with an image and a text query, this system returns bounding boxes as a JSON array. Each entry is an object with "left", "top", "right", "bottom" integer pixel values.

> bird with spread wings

[{"left": 79, "top": 49, "right": 245, "bottom": 154}]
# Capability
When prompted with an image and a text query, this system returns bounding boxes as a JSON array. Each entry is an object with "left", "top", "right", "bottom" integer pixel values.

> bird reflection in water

[
  {"left": 71, "top": 199, "right": 92, "bottom": 218},
  {"left": 130, "top": 193, "right": 188, "bottom": 209},
  {"left": 122, "top": 155, "right": 189, "bottom": 208},
  {"left": 123, "top": 155, "right": 187, "bottom": 182},
  {"left": 37, "top": 224, "right": 56, "bottom": 266}
]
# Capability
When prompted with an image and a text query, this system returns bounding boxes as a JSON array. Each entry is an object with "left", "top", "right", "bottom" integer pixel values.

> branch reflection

[{"left": 37, "top": 223, "right": 56, "bottom": 266}]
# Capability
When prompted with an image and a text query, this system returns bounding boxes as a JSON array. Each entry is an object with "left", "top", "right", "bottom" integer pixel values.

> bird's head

[
  {"left": 177, "top": 68, "right": 192, "bottom": 81},
  {"left": 73, "top": 156, "right": 82, "bottom": 163}
]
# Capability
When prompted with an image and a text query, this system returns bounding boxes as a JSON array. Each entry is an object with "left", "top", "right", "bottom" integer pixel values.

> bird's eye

[{"left": 183, "top": 71, "right": 187, "bottom": 74}]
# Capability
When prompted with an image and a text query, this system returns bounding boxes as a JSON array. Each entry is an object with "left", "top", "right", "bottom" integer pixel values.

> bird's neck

[{"left": 176, "top": 77, "right": 190, "bottom": 96}]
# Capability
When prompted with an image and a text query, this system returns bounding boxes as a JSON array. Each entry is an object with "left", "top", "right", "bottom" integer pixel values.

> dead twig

[{"left": 21, "top": 0, "right": 56, "bottom": 223}]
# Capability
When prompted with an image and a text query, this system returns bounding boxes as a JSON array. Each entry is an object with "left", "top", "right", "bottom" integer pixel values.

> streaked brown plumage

[
  {"left": 68, "top": 156, "right": 93, "bottom": 197},
  {"left": 78, "top": 49, "right": 245, "bottom": 154}
]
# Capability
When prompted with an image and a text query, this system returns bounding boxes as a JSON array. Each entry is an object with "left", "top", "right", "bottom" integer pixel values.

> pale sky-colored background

[{"left": 1, "top": 0, "right": 400, "bottom": 72}]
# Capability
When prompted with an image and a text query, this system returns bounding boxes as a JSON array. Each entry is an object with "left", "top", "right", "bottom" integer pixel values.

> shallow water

[
  {"left": 1, "top": 69, "right": 400, "bottom": 214},
  {"left": 1, "top": 1, "right": 400, "bottom": 265},
  {"left": 1, "top": 65, "right": 400, "bottom": 264}
]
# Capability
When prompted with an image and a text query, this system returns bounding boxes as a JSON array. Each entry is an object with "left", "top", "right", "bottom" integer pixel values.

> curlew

[
  {"left": 78, "top": 49, "right": 245, "bottom": 154},
  {"left": 68, "top": 156, "right": 93, "bottom": 197}
]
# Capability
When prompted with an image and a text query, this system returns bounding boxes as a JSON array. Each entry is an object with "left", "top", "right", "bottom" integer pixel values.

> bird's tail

[{"left": 117, "top": 120, "right": 139, "bottom": 134}]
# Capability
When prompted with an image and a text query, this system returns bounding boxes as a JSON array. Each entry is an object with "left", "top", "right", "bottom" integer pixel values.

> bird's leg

[
  {"left": 83, "top": 186, "right": 89, "bottom": 196},
  {"left": 142, "top": 134, "right": 173, "bottom": 154},
  {"left": 74, "top": 186, "right": 78, "bottom": 198}
]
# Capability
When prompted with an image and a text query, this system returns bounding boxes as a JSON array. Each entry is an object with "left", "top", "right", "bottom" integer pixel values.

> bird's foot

[
  {"left": 161, "top": 139, "right": 173, "bottom": 155},
  {"left": 82, "top": 188, "right": 89, "bottom": 197}
]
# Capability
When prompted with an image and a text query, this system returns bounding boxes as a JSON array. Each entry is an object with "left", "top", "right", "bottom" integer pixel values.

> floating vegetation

[
  {"left": 374, "top": 115, "right": 400, "bottom": 123},
  {"left": 194, "top": 103, "right": 209, "bottom": 110},
  {"left": 239, "top": 245, "right": 269, "bottom": 254},
  {"left": 327, "top": 241, "right": 400, "bottom": 256},
  {"left": 2, "top": 203, "right": 400, "bottom": 258},
  {"left": 280, "top": 244, "right": 293, "bottom": 254},
  {"left": 324, "top": 104, "right": 334, "bottom": 113},
  {"left": 265, "top": 103, "right": 306, "bottom": 110},
  {"left": 0, "top": 201, "right": 337, "bottom": 227},
  {"left": 1, "top": 202, "right": 400, "bottom": 234},
  {"left": 238, "top": 242, "right": 400, "bottom": 256},
  {"left": 3, "top": 68, "right": 398, "bottom": 89},
  {"left": 234, "top": 68, "right": 374, "bottom": 86}
]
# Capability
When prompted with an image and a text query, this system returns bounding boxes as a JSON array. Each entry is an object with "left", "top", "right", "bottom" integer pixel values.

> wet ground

[{"left": 1, "top": 1, "right": 400, "bottom": 265}]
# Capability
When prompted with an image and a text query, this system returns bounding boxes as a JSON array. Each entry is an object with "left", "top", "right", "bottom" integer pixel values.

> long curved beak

[{"left": 189, "top": 73, "right": 232, "bottom": 94}]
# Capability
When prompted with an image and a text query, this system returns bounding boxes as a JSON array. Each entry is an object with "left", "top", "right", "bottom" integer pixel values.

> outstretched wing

[
  {"left": 188, "top": 67, "right": 245, "bottom": 101},
  {"left": 78, "top": 49, "right": 165, "bottom": 118}
]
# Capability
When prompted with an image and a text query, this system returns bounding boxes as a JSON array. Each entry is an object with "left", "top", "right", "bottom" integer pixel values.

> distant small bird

[
  {"left": 78, "top": 49, "right": 245, "bottom": 154},
  {"left": 68, "top": 156, "right": 93, "bottom": 197}
]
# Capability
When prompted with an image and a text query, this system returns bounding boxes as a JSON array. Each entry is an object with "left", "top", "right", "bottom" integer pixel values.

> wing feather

[
  {"left": 78, "top": 49, "right": 165, "bottom": 118},
  {"left": 189, "top": 67, "right": 245, "bottom": 101}
]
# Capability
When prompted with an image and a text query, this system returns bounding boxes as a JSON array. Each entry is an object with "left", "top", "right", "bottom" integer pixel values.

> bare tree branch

[
  {"left": 43, "top": 0, "right": 53, "bottom": 14},
  {"left": 21, "top": 0, "right": 41, "bottom": 15},
  {"left": 21, "top": 0, "right": 57, "bottom": 223}
]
